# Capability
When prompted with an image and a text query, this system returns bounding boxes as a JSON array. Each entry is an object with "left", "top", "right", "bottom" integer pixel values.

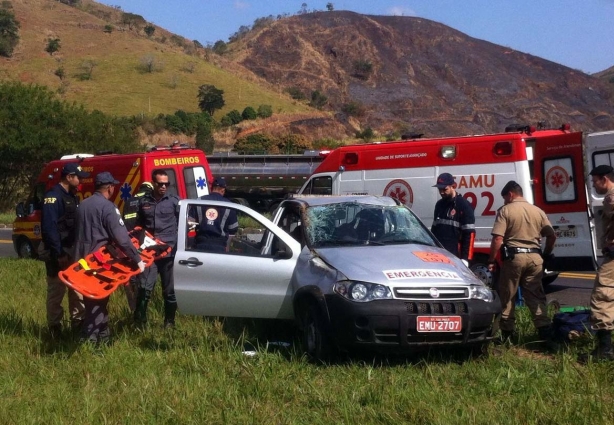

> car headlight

[
  {"left": 469, "top": 285, "right": 495, "bottom": 302},
  {"left": 334, "top": 281, "right": 392, "bottom": 302}
]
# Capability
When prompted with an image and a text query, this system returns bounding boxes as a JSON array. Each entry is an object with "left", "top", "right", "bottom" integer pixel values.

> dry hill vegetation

[{"left": 2, "top": 1, "right": 614, "bottom": 147}]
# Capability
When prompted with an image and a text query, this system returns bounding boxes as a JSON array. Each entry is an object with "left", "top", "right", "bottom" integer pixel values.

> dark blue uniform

[
  {"left": 195, "top": 192, "right": 239, "bottom": 252},
  {"left": 41, "top": 183, "right": 84, "bottom": 330},
  {"left": 74, "top": 192, "right": 141, "bottom": 343},
  {"left": 135, "top": 193, "right": 179, "bottom": 326},
  {"left": 431, "top": 194, "right": 476, "bottom": 260}
]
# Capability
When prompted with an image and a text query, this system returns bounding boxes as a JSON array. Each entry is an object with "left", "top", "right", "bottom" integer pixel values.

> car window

[
  {"left": 305, "top": 202, "right": 436, "bottom": 248},
  {"left": 185, "top": 202, "right": 290, "bottom": 257}
]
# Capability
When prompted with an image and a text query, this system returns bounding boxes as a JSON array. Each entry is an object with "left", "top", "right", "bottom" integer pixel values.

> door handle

[{"left": 178, "top": 257, "right": 203, "bottom": 266}]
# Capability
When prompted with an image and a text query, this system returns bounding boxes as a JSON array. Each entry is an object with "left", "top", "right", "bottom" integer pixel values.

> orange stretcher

[{"left": 59, "top": 227, "right": 171, "bottom": 299}]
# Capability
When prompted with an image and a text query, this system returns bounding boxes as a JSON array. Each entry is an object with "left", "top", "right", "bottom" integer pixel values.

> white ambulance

[{"left": 299, "top": 125, "right": 593, "bottom": 285}]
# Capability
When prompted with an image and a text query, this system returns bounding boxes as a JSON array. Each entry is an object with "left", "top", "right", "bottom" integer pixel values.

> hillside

[
  {"left": 0, "top": 0, "right": 312, "bottom": 123},
  {"left": 228, "top": 11, "right": 614, "bottom": 137}
]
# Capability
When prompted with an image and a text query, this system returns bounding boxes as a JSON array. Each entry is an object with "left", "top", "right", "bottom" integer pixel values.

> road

[{"left": 0, "top": 228, "right": 595, "bottom": 307}]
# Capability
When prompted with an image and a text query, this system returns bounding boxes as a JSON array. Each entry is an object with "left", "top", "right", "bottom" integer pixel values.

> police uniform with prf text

[{"left": 41, "top": 163, "right": 89, "bottom": 337}]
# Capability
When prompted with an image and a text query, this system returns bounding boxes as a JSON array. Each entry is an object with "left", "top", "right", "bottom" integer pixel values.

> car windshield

[{"left": 304, "top": 202, "right": 437, "bottom": 248}]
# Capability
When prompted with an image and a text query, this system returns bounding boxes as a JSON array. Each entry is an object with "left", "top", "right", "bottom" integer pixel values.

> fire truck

[
  {"left": 207, "top": 151, "right": 323, "bottom": 212},
  {"left": 12, "top": 146, "right": 212, "bottom": 258},
  {"left": 299, "top": 124, "right": 593, "bottom": 287}
]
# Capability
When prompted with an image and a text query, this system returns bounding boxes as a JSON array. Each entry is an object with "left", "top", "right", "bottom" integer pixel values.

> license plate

[
  {"left": 555, "top": 228, "right": 577, "bottom": 238},
  {"left": 416, "top": 316, "right": 462, "bottom": 332}
]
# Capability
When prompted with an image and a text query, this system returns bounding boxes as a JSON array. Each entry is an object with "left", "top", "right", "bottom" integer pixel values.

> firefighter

[
  {"left": 133, "top": 170, "right": 180, "bottom": 328},
  {"left": 431, "top": 172, "right": 475, "bottom": 266},
  {"left": 586, "top": 165, "right": 614, "bottom": 360},
  {"left": 40, "top": 163, "right": 89, "bottom": 340},
  {"left": 194, "top": 178, "right": 239, "bottom": 252},
  {"left": 487, "top": 180, "right": 556, "bottom": 346},
  {"left": 121, "top": 181, "right": 153, "bottom": 311},
  {"left": 74, "top": 172, "right": 145, "bottom": 344}
]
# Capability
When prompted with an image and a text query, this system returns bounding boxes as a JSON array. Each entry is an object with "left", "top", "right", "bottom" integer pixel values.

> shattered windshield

[{"left": 304, "top": 202, "right": 437, "bottom": 248}]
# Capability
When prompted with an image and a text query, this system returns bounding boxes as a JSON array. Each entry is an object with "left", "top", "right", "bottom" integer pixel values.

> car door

[{"left": 174, "top": 199, "right": 301, "bottom": 319}]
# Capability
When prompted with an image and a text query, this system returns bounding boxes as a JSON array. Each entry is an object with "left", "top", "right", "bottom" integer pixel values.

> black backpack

[{"left": 552, "top": 309, "right": 595, "bottom": 342}]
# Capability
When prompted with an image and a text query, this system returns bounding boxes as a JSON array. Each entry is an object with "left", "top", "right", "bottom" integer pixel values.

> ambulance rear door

[{"left": 530, "top": 131, "right": 595, "bottom": 271}]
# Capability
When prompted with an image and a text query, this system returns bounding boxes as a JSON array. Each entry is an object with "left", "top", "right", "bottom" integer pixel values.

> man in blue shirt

[{"left": 194, "top": 178, "right": 239, "bottom": 252}]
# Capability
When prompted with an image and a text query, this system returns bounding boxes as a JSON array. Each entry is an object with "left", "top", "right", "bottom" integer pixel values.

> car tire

[
  {"left": 301, "top": 302, "right": 332, "bottom": 363},
  {"left": 17, "top": 237, "right": 35, "bottom": 259}
]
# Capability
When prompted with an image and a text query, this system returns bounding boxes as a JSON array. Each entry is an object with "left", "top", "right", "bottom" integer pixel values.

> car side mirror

[{"left": 15, "top": 202, "right": 25, "bottom": 218}]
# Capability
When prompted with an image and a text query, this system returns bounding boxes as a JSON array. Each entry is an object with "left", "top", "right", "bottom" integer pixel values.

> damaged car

[{"left": 174, "top": 195, "right": 501, "bottom": 360}]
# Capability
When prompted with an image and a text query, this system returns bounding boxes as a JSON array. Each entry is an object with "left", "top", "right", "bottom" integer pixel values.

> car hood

[{"left": 314, "top": 245, "right": 482, "bottom": 286}]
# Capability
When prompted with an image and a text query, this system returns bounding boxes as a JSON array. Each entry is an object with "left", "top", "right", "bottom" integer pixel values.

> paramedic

[
  {"left": 133, "top": 170, "right": 180, "bottom": 328},
  {"left": 74, "top": 172, "right": 145, "bottom": 344},
  {"left": 194, "top": 178, "right": 239, "bottom": 252},
  {"left": 487, "top": 180, "right": 556, "bottom": 344},
  {"left": 587, "top": 164, "right": 614, "bottom": 360},
  {"left": 431, "top": 173, "right": 475, "bottom": 266},
  {"left": 121, "top": 181, "right": 153, "bottom": 312},
  {"left": 41, "top": 163, "right": 89, "bottom": 340}
]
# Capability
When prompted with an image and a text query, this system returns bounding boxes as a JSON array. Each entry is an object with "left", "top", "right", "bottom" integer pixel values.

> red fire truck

[
  {"left": 12, "top": 146, "right": 212, "bottom": 258},
  {"left": 299, "top": 124, "right": 593, "bottom": 286}
]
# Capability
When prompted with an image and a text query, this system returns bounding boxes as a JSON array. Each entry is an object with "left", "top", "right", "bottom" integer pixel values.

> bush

[
  {"left": 309, "top": 90, "right": 328, "bottom": 110},
  {"left": 313, "top": 138, "right": 344, "bottom": 150},
  {"left": 275, "top": 134, "right": 311, "bottom": 154},
  {"left": 103, "top": 24, "right": 113, "bottom": 33},
  {"left": 353, "top": 60, "right": 373, "bottom": 80},
  {"left": 45, "top": 38, "right": 60, "bottom": 55},
  {"left": 341, "top": 101, "right": 365, "bottom": 117},
  {"left": 356, "top": 127, "right": 374, "bottom": 141},
  {"left": 212, "top": 40, "right": 227, "bottom": 55},
  {"left": 234, "top": 134, "right": 273, "bottom": 154},
  {"left": 221, "top": 110, "right": 243, "bottom": 127},
  {"left": 0, "top": 8, "right": 20, "bottom": 58},
  {"left": 257, "top": 104, "right": 273, "bottom": 119},
  {"left": 285, "top": 86, "right": 305, "bottom": 101},
  {"left": 144, "top": 24, "right": 155, "bottom": 37},
  {"left": 241, "top": 106, "right": 257, "bottom": 120}
]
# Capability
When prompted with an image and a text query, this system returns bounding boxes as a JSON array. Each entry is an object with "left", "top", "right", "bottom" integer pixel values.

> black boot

[
  {"left": 133, "top": 289, "right": 150, "bottom": 327},
  {"left": 592, "top": 330, "right": 614, "bottom": 361},
  {"left": 164, "top": 301, "right": 177, "bottom": 329},
  {"left": 48, "top": 324, "right": 62, "bottom": 341},
  {"left": 537, "top": 325, "right": 560, "bottom": 352}
]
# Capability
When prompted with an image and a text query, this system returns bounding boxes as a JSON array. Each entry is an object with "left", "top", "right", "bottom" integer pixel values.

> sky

[{"left": 97, "top": 0, "right": 614, "bottom": 74}]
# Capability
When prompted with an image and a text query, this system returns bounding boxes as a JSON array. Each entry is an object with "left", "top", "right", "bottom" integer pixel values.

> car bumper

[{"left": 324, "top": 293, "right": 501, "bottom": 351}]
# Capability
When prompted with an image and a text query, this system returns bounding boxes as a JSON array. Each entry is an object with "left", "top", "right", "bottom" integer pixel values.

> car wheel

[
  {"left": 470, "top": 259, "right": 498, "bottom": 291},
  {"left": 17, "top": 237, "right": 35, "bottom": 259},
  {"left": 301, "top": 302, "right": 332, "bottom": 363}
]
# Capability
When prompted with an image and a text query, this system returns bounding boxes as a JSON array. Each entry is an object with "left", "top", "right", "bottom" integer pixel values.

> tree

[
  {"left": 299, "top": 3, "right": 308, "bottom": 14},
  {"left": 195, "top": 114, "right": 215, "bottom": 153},
  {"left": 139, "top": 54, "right": 162, "bottom": 73},
  {"left": 221, "top": 110, "right": 242, "bottom": 127},
  {"left": 257, "top": 104, "right": 273, "bottom": 119},
  {"left": 197, "top": 84, "right": 225, "bottom": 116},
  {"left": 144, "top": 24, "right": 155, "bottom": 37},
  {"left": 326, "top": 3, "right": 334, "bottom": 11},
  {"left": 241, "top": 106, "right": 257, "bottom": 120},
  {"left": 212, "top": 40, "right": 227, "bottom": 55},
  {"left": 45, "top": 38, "right": 60, "bottom": 55},
  {"left": 193, "top": 39, "right": 203, "bottom": 49},
  {"left": 0, "top": 8, "right": 20, "bottom": 58},
  {"left": 121, "top": 12, "right": 145, "bottom": 30},
  {"left": 285, "top": 86, "right": 305, "bottom": 100},
  {"left": 234, "top": 134, "right": 273, "bottom": 154}
]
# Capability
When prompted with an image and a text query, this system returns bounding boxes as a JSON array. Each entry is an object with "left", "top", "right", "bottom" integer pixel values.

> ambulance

[
  {"left": 299, "top": 124, "right": 594, "bottom": 286},
  {"left": 12, "top": 145, "right": 212, "bottom": 258}
]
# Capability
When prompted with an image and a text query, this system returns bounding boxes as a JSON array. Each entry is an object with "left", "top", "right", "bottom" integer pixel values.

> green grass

[
  {"left": 1, "top": 257, "right": 613, "bottom": 424},
  {"left": 0, "top": 211, "right": 14, "bottom": 227}
]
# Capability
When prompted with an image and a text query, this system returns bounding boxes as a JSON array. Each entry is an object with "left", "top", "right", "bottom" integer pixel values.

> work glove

[
  {"left": 541, "top": 253, "right": 555, "bottom": 270},
  {"left": 461, "top": 259, "right": 469, "bottom": 268},
  {"left": 137, "top": 261, "right": 146, "bottom": 274}
]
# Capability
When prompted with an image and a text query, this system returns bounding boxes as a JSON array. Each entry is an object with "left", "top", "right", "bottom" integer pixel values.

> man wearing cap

[
  {"left": 74, "top": 171, "right": 146, "bottom": 345},
  {"left": 487, "top": 180, "right": 556, "bottom": 345},
  {"left": 133, "top": 170, "right": 180, "bottom": 328},
  {"left": 41, "top": 162, "right": 89, "bottom": 340},
  {"left": 431, "top": 172, "right": 476, "bottom": 266},
  {"left": 194, "top": 177, "right": 239, "bottom": 252},
  {"left": 586, "top": 164, "right": 614, "bottom": 360}
]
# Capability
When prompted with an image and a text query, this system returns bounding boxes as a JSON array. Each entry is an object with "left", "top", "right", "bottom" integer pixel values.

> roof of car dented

[{"left": 283, "top": 195, "right": 400, "bottom": 208}]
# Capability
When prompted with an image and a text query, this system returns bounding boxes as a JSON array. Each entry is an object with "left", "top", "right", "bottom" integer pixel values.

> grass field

[{"left": 1, "top": 257, "right": 613, "bottom": 424}]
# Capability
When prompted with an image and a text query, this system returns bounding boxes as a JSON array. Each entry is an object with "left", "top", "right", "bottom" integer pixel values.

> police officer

[
  {"left": 586, "top": 165, "right": 614, "bottom": 360},
  {"left": 487, "top": 180, "right": 556, "bottom": 344},
  {"left": 41, "top": 163, "right": 89, "bottom": 339},
  {"left": 122, "top": 181, "right": 153, "bottom": 312},
  {"left": 133, "top": 170, "right": 180, "bottom": 328},
  {"left": 431, "top": 173, "right": 476, "bottom": 266},
  {"left": 74, "top": 172, "right": 145, "bottom": 344},
  {"left": 194, "top": 178, "right": 239, "bottom": 252}
]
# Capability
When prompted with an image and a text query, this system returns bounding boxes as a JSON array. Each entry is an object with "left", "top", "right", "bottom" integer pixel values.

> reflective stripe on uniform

[{"left": 433, "top": 218, "right": 460, "bottom": 228}]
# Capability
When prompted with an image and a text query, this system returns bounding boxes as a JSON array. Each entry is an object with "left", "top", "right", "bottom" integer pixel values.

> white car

[{"left": 174, "top": 195, "right": 501, "bottom": 360}]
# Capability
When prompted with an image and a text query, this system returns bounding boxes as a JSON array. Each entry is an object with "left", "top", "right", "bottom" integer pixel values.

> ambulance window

[
  {"left": 304, "top": 176, "right": 332, "bottom": 195},
  {"left": 592, "top": 150, "right": 614, "bottom": 169},
  {"left": 183, "top": 166, "right": 209, "bottom": 199},
  {"left": 28, "top": 183, "right": 46, "bottom": 212},
  {"left": 542, "top": 157, "right": 577, "bottom": 203}
]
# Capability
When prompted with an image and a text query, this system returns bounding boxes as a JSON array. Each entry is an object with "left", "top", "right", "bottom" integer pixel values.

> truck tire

[
  {"left": 470, "top": 256, "right": 498, "bottom": 291},
  {"left": 16, "top": 237, "right": 36, "bottom": 259}
]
